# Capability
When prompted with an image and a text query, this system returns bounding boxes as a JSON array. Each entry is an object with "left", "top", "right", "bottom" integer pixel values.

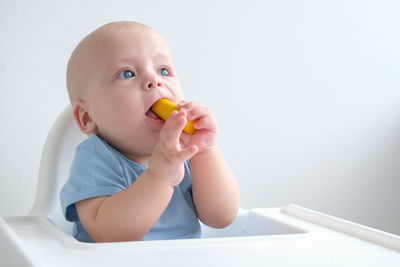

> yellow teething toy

[{"left": 152, "top": 99, "right": 196, "bottom": 134}]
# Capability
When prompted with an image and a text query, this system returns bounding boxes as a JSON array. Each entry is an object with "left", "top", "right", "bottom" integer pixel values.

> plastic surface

[
  {"left": 2, "top": 206, "right": 400, "bottom": 267},
  {"left": 151, "top": 98, "right": 196, "bottom": 134},
  {"left": 29, "top": 105, "right": 86, "bottom": 235},
  {"left": 1, "top": 105, "right": 400, "bottom": 266}
]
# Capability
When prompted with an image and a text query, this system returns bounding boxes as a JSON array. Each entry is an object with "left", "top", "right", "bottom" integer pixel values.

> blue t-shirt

[{"left": 59, "top": 134, "right": 201, "bottom": 242}]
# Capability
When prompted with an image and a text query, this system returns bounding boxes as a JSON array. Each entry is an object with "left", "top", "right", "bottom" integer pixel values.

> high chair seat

[
  {"left": 1, "top": 105, "right": 400, "bottom": 267},
  {"left": 29, "top": 105, "right": 86, "bottom": 235}
]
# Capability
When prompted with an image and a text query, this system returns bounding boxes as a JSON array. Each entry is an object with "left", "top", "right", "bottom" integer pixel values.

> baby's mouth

[{"left": 146, "top": 107, "right": 163, "bottom": 120}]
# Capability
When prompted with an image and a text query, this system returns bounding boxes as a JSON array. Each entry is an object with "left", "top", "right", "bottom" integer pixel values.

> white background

[{"left": 1, "top": 0, "right": 399, "bottom": 235}]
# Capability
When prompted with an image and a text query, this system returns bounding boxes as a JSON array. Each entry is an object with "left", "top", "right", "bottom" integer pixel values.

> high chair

[{"left": 1, "top": 105, "right": 400, "bottom": 266}]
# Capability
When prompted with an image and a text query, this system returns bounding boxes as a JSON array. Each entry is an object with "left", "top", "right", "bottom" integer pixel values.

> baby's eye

[
  {"left": 158, "top": 68, "right": 169, "bottom": 77},
  {"left": 118, "top": 70, "right": 135, "bottom": 79}
]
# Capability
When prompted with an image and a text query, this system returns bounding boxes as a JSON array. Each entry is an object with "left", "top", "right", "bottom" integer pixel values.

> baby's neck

[{"left": 123, "top": 153, "right": 150, "bottom": 167}]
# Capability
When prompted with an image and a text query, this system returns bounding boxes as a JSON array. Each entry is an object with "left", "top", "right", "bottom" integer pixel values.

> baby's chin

[{"left": 102, "top": 135, "right": 155, "bottom": 164}]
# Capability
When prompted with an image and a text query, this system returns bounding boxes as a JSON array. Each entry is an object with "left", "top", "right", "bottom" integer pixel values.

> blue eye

[
  {"left": 118, "top": 70, "right": 135, "bottom": 79},
  {"left": 159, "top": 68, "right": 169, "bottom": 77}
]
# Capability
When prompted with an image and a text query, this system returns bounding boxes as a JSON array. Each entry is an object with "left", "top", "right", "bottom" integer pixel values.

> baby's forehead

[{"left": 68, "top": 22, "right": 171, "bottom": 102}]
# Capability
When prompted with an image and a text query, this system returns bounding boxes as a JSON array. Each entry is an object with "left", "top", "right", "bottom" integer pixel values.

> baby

[{"left": 60, "top": 21, "right": 240, "bottom": 242}]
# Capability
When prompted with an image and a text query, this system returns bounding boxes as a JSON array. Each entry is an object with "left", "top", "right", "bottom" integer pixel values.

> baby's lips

[{"left": 145, "top": 108, "right": 163, "bottom": 120}]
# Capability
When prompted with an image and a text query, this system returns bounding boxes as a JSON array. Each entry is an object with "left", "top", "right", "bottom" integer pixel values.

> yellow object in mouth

[{"left": 151, "top": 99, "right": 196, "bottom": 134}]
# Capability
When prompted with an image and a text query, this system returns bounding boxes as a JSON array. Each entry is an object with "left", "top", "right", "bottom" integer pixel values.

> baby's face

[{"left": 82, "top": 24, "right": 184, "bottom": 163}]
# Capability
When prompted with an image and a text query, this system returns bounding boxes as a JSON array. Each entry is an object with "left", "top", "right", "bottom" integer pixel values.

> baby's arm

[
  {"left": 178, "top": 101, "right": 240, "bottom": 228},
  {"left": 75, "top": 110, "right": 198, "bottom": 242}
]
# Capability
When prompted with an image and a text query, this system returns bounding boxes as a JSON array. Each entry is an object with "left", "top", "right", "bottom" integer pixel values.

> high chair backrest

[{"left": 29, "top": 105, "right": 86, "bottom": 234}]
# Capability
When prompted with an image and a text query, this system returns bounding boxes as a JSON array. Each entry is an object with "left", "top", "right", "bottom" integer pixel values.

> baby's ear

[{"left": 72, "top": 101, "right": 97, "bottom": 134}]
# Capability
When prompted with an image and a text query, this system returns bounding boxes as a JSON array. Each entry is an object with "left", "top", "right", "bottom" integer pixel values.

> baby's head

[{"left": 66, "top": 21, "right": 184, "bottom": 163}]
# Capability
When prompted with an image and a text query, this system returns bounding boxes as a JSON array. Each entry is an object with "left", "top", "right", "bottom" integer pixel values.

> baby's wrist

[
  {"left": 191, "top": 144, "right": 219, "bottom": 160},
  {"left": 144, "top": 168, "right": 177, "bottom": 189}
]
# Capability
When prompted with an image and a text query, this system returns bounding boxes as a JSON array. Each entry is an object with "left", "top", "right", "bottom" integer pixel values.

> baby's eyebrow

[{"left": 102, "top": 53, "right": 173, "bottom": 77}]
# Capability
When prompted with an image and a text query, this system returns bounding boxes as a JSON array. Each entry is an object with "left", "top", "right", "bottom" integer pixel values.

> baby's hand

[
  {"left": 148, "top": 110, "right": 198, "bottom": 187},
  {"left": 177, "top": 101, "right": 219, "bottom": 154}
]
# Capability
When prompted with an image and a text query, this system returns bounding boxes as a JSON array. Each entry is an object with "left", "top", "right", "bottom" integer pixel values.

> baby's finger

[
  {"left": 175, "top": 145, "right": 198, "bottom": 162},
  {"left": 180, "top": 102, "right": 210, "bottom": 121},
  {"left": 194, "top": 116, "right": 218, "bottom": 132},
  {"left": 179, "top": 132, "right": 191, "bottom": 147},
  {"left": 161, "top": 110, "right": 187, "bottom": 146},
  {"left": 177, "top": 100, "right": 190, "bottom": 108}
]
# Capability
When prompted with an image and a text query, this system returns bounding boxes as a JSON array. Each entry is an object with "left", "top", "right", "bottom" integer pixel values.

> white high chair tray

[{"left": 1, "top": 205, "right": 400, "bottom": 267}]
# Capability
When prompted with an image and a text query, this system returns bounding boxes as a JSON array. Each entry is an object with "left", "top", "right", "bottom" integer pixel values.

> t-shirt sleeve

[{"left": 59, "top": 135, "right": 128, "bottom": 222}]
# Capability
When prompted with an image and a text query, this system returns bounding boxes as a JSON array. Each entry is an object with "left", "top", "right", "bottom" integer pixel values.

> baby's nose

[
  {"left": 145, "top": 81, "right": 162, "bottom": 89},
  {"left": 143, "top": 73, "right": 162, "bottom": 90}
]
